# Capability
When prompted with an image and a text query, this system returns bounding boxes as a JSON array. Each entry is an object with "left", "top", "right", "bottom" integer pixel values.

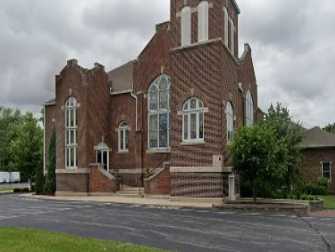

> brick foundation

[
  {"left": 144, "top": 167, "right": 171, "bottom": 195},
  {"left": 56, "top": 173, "right": 89, "bottom": 193},
  {"left": 171, "top": 172, "right": 228, "bottom": 197},
  {"left": 89, "top": 164, "right": 119, "bottom": 193}
]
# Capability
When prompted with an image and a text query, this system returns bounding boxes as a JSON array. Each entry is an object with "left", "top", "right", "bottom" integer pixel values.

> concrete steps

[{"left": 115, "top": 186, "right": 144, "bottom": 197}]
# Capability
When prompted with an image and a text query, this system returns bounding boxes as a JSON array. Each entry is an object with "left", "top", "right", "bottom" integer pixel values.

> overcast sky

[{"left": 0, "top": 0, "right": 334, "bottom": 128}]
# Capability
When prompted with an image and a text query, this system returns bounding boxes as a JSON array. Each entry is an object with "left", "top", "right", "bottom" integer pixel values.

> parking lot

[{"left": 0, "top": 194, "right": 334, "bottom": 252}]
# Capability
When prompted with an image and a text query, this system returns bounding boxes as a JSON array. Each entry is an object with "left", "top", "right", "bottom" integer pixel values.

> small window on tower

[
  {"left": 181, "top": 6, "right": 191, "bottom": 46},
  {"left": 224, "top": 7, "right": 229, "bottom": 48},
  {"left": 198, "top": 1, "right": 209, "bottom": 42},
  {"left": 229, "top": 18, "right": 235, "bottom": 55}
]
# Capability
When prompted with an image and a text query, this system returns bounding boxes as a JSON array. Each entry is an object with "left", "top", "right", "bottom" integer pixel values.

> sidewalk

[
  {"left": 310, "top": 210, "right": 335, "bottom": 217},
  {"left": 22, "top": 194, "right": 221, "bottom": 209}
]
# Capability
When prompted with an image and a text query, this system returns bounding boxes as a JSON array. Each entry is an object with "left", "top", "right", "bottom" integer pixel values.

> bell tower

[{"left": 170, "top": 0, "right": 240, "bottom": 57}]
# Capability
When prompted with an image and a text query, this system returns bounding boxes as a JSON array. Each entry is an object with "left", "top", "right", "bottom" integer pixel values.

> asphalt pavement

[{"left": 0, "top": 194, "right": 334, "bottom": 252}]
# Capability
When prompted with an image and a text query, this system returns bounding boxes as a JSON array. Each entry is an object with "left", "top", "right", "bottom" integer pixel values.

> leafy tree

[
  {"left": 323, "top": 123, "right": 335, "bottom": 134},
  {"left": 262, "top": 104, "right": 303, "bottom": 194},
  {"left": 231, "top": 124, "right": 288, "bottom": 202},
  {"left": 44, "top": 130, "right": 56, "bottom": 195},
  {"left": 9, "top": 113, "right": 43, "bottom": 188},
  {"left": 0, "top": 107, "right": 22, "bottom": 172}
]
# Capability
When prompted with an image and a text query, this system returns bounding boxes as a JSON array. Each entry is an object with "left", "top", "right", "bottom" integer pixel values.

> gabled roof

[
  {"left": 300, "top": 127, "right": 335, "bottom": 149},
  {"left": 107, "top": 60, "right": 135, "bottom": 93}
]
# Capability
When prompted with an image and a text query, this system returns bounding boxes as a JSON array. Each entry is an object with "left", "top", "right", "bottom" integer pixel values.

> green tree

[
  {"left": 9, "top": 113, "right": 43, "bottom": 189},
  {"left": 44, "top": 130, "right": 56, "bottom": 194},
  {"left": 231, "top": 124, "right": 288, "bottom": 202},
  {"left": 262, "top": 104, "right": 303, "bottom": 194},
  {"left": 0, "top": 107, "right": 22, "bottom": 172}
]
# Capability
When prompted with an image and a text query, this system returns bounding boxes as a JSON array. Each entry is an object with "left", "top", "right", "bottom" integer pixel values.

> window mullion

[
  {"left": 196, "top": 112, "right": 199, "bottom": 139},
  {"left": 123, "top": 129, "right": 126, "bottom": 150},
  {"left": 118, "top": 130, "right": 120, "bottom": 151},
  {"left": 188, "top": 112, "right": 191, "bottom": 141}
]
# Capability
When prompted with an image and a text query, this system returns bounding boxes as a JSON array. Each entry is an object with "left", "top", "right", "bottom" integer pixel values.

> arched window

[
  {"left": 182, "top": 97, "right": 205, "bottom": 142},
  {"left": 181, "top": 6, "right": 191, "bottom": 46},
  {"left": 229, "top": 18, "right": 235, "bottom": 55},
  {"left": 226, "top": 102, "right": 234, "bottom": 143},
  {"left": 65, "top": 97, "right": 78, "bottom": 169},
  {"left": 245, "top": 91, "right": 254, "bottom": 126},
  {"left": 223, "top": 7, "right": 229, "bottom": 48},
  {"left": 148, "top": 75, "right": 171, "bottom": 149},
  {"left": 118, "top": 122, "right": 129, "bottom": 152},
  {"left": 198, "top": 1, "right": 209, "bottom": 42}
]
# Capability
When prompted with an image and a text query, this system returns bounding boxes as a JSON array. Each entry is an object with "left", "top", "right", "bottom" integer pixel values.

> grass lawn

[
  {"left": 0, "top": 228, "right": 165, "bottom": 252},
  {"left": 319, "top": 195, "right": 335, "bottom": 209},
  {"left": 0, "top": 188, "right": 13, "bottom": 193}
]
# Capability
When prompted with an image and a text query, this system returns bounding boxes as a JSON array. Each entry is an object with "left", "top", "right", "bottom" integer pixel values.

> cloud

[
  {"left": 238, "top": 0, "right": 335, "bottom": 127},
  {"left": 0, "top": 0, "right": 334, "bottom": 128}
]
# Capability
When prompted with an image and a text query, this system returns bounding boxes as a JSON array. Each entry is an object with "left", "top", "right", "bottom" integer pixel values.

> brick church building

[{"left": 44, "top": 0, "right": 259, "bottom": 198}]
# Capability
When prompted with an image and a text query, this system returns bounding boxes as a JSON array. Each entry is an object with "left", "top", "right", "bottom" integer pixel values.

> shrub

[
  {"left": 303, "top": 177, "right": 329, "bottom": 195},
  {"left": 44, "top": 130, "right": 56, "bottom": 195},
  {"left": 13, "top": 188, "right": 30, "bottom": 193}
]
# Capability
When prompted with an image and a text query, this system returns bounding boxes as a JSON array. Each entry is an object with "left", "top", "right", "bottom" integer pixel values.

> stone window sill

[
  {"left": 181, "top": 140, "right": 205, "bottom": 146},
  {"left": 118, "top": 150, "right": 129, "bottom": 154},
  {"left": 146, "top": 148, "right": 171, "bottom": 154}
]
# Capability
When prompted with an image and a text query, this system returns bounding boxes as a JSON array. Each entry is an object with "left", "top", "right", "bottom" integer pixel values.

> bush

[
  {"left": 44, "top": 130, "right": 56, "bottom": 195},
  {"left": 13, "top": 188, "right": 30, "bottom": 193},
  {"left": 303, "top": 177, "right": 329, "bottom": 195}
]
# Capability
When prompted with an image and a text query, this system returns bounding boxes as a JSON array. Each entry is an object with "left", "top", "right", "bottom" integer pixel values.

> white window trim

[
  {"left": 245, "top": 90, "right": 254, "bottom": 127},
  {"left": 229, "top": 18, "right": 235, "bottom": 55},
  {"left": 118, "top": 123, "right": 129, "bottom": 153},
  {"left": 198, "top": 1, "right": 209, "bottom": 42},
  {"left": 226, "top": 102, "right": 234, "bottom": 144},
  {"left": 95, "top": 147, "right": 110, "bottom": 172},
  {"left": 321, "top": 161, "right": 332, "bottom": 182},
  {"left": 65, "top": 97, "right": 78, "bottom": 170},
  {"left": 147, "top": 75, "right": 171, "bottom": 151},
  {"left": 223, "top": 7, "right": 229, "bottom": 48},
  {"left": 182, "top": 98, "right": 206, "bottom": 144},
  {"left": 181, "top": 6, "right": 191, "bottom": 47}
]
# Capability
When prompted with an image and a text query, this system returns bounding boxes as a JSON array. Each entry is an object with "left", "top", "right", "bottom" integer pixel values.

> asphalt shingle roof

[
  {"left": 107, "top": 61, "right": 134, "bottom": 93},
  {"left": 300, "top": 127, "right": 335, "bottom": 149}
]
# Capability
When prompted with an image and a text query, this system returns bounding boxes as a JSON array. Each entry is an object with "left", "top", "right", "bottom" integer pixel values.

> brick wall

[
  {"left": 89, "top": 164, "right": 119, "bottom": 193},
  {"left": 133, "top": 19, "right": 171, "bottom": 172},
  {"left": 301, "top": 148, "right": 335, "bottom": 193},
  {"left": 56, "top": 173, "right": 89, "bottom": 192},
  {"left": 109, "top": 94, "right": 137, "bottom": 171},
  {"left": 171, "top": 172, "right": 228, "bottom": 197},
  {"left": 144, "top": 167, "right": 171, "bottom": 195}
]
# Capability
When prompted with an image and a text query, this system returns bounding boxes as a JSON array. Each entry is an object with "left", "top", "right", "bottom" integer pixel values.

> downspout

[
  {"left": 130, "top": 88, "right": 143, "bottom": 185},
  {"left": 130, "top": 92, "right": 138, "bottom": 131}
]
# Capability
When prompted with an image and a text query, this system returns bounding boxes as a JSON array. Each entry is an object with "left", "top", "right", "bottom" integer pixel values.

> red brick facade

[
  {"left": 301, "top": 148, "right": 335, "bottom": 193},
  {"left": 44, "top": 0, "right": 259, "bottom": 197}
]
